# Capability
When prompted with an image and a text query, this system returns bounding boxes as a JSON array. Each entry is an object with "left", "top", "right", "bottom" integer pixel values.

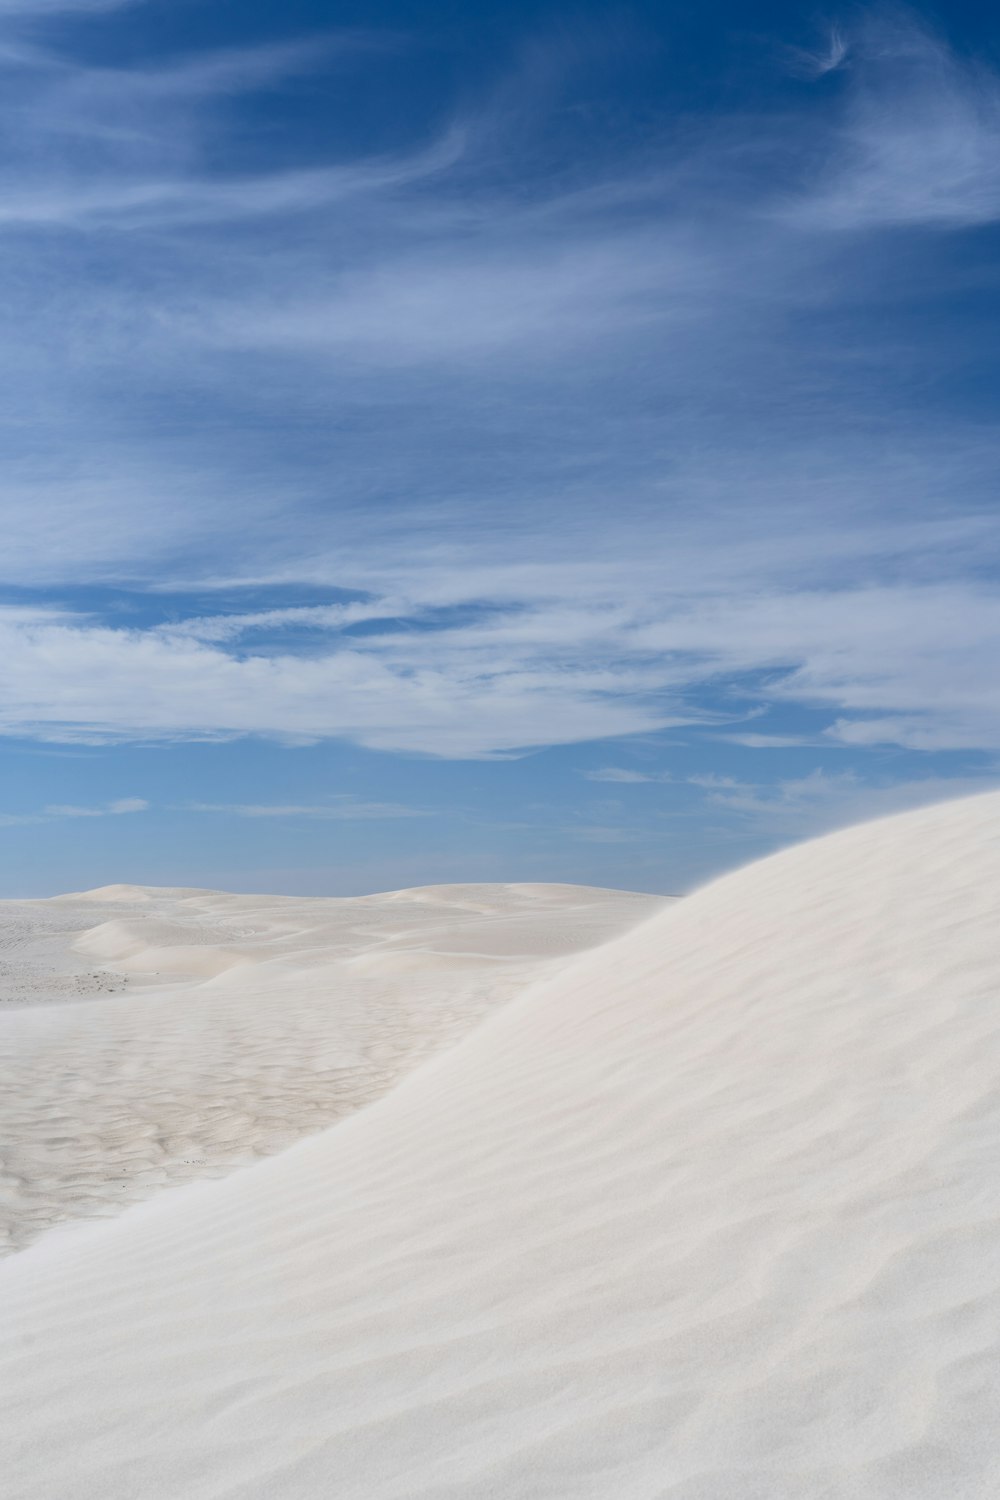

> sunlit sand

[{"left": 4, "top": 794, "right": 1000, "bottom": 1496}]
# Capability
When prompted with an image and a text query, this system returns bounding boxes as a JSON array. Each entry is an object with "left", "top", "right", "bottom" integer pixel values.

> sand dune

[
  {"left": 5, "top": 793, "right": 1000, "bottom": 1497},
  {"left": 0, "top": 882, "right": 660, "bottom": 1254}
]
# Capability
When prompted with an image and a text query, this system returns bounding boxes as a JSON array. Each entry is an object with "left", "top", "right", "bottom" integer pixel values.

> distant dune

[
  {"left": 4, "top": 794, "right": 1000, "bottom": 1496},
  {"left": 0, "top": 881, "right": 660, "bottom": 1254}
]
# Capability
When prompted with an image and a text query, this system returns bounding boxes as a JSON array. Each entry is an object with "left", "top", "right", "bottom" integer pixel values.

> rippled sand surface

[{"left": 5, "top": 795, "right": 1000, "bottom": 1498}]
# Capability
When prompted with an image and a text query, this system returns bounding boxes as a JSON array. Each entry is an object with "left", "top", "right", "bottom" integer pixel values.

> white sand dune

[
  {"left": 5, "top": 793, "right": 1000, "bottom": 1497},
  {"left": 0, "top": 882, "right": 660, "bottom": 1254}
]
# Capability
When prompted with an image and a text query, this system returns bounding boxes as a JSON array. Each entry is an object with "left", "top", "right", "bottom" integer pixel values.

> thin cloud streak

[
  {"left": 189, "top": 801, "right": 428, "bottom": 819},
  {"left": 0, "top": 796, "right": 149, "bottom": 826},
  {"left": 786, "top": 28, "right": 850, "bottom": 79}
]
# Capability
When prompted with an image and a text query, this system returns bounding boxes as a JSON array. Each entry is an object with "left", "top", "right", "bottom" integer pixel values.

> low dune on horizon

[
  {"left": 5, "top": 792, "right": 1000, "bottom": 1496},
  {"left": 0, "top": 878, "right": 663, "bottom": 1255}
]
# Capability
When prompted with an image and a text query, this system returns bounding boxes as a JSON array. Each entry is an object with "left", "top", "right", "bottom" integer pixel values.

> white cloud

[
  {"left": 0, "top": 612, "right": 667, "bottom": 756},
  {"left": 0, "top": 571, "right": 998, "bottom": 759},
  {"left": 791, "top": 15, "right": 1000, "bottom": 230}
]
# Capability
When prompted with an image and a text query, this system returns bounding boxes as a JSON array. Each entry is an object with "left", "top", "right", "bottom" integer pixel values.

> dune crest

[{"left": 5, "top": 793, "right": 1000, "bottom": 1496}]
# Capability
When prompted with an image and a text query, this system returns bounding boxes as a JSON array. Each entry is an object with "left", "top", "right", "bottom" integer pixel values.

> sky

[{"left": 1, "top": 0, "right": 999, "bottom": 897}]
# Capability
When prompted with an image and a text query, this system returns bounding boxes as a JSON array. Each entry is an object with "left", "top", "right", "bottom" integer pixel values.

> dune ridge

[{"left": 5, "top": 794, "right": 1000, "bottom": 1496}]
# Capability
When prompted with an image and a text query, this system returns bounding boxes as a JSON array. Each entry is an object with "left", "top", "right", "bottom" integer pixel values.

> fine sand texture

[
  {"left": 4, "top": 792, "right": 1000, "bottom": 1497},
  {"left": 0, "top": 882, "right": 662, "bottom": 1254}
]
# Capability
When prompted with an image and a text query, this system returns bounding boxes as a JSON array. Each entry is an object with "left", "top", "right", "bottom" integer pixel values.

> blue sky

[{"left": 1, "top": 0, "right": 999, "bottom": 896}]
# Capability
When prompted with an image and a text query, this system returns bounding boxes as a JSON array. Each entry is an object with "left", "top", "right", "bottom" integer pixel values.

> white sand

[
  {"left": 4, "top": 792, "right": 1000, "bottom": 1496},
  {"left": 0, "top": 881, "right": 660, "bottom": 1253}
]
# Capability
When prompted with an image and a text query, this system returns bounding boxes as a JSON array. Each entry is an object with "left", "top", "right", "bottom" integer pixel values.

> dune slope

[
  {"left": 0, "top": 882, "right": 659, "bottom": 1252},
  {"left": 4, "top": 794, "right": 1000, "bottom": 1497}
]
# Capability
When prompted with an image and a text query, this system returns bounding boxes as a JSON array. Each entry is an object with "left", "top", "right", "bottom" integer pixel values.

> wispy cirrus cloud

[
  {"left": 44, "top": 796, "right": 148, "bottom": 816},
  {"left": 207, "top": 227, "right": 705, "bottom": 365},
  {"left": 0, "top": 132, "right": 463, "bottom": 231},
  {"left": 0, "top": 6, "right": 998, "bottom": 779},
  {"left": 687, "top": 769, "right": 1000, "bottom": 838},
  {"left": 785, "top": 27, "right": 850, "bottom": 80},
  {"left": 571, "top": 767, "right": 1000, "bottom": 848},
  {"left": 790, "top": 13, "right": 1000, "bottom": 230},
  {"left": 584, "top": 768, "right": 674, "bottom": 784},
  {"left": 0, "top": 796, "right": 148, "bottom": 826},
  {"left": 718, "top": 733, "right": 827, "bottom": 749},
  {"left": 0, "top": 23, "right": 429, "bottom": 225}
]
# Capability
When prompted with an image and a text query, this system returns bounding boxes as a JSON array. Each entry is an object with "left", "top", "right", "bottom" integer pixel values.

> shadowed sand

[
  {"left": 4, "top": 793, "right": 1000, "bottom": 1497},
  {"left": 0, "top": 881, "right": 663, "bottom": 1253}
]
